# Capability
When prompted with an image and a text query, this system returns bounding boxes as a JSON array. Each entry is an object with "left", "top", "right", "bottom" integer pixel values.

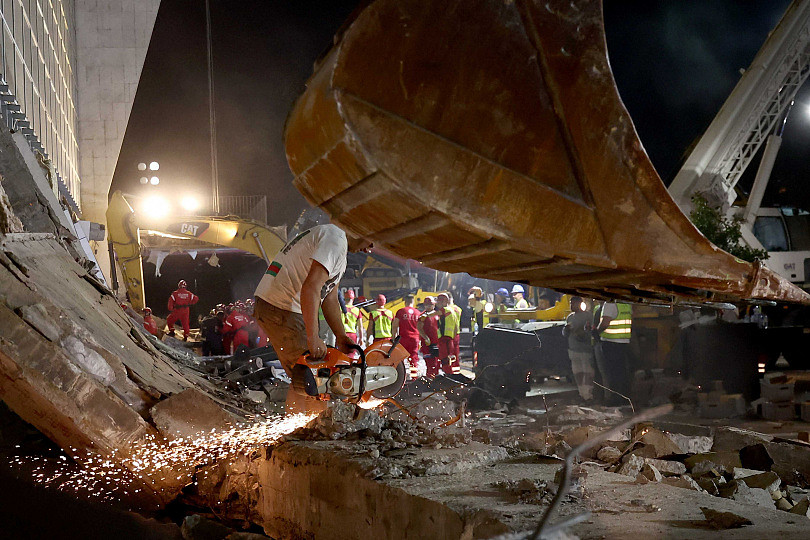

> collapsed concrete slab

[{"left": 0, "top": 231, "right": 263, "bottom": 502}]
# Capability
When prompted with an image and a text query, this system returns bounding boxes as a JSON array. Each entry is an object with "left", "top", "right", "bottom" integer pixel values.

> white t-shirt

[{"left": 254, "top": 224, "right": 347, "bottom": 314}]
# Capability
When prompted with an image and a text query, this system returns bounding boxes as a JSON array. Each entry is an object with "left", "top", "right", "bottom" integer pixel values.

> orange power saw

[{"left": 291, "top": 337, "right": 409, "bottom": 404}]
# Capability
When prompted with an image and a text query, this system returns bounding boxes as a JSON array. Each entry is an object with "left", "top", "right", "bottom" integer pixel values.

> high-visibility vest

[
  {"left": 369, "top": 308, "right": 393, "bottom": 338},
  {"left": 343, "top": 305, "right": 362, "bottom": 334},
  {"left": 600, "top": 302, "right": 632, "bottom": 341},
  {"left": 514, "top": 298, "right": 529, "bottom": 309},
  {"left": 440, "top": 304, "right": 462, "bottom": 338}
]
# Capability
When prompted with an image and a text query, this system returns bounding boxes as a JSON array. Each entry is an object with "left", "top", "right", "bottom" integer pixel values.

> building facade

[{"left": 0, "top": 0, "right": 159, "bottom": 222}]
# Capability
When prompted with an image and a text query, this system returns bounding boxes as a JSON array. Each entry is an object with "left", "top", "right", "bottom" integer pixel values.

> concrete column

[{"left": 75, "top": 0, "right": 161, "bottom": 280}]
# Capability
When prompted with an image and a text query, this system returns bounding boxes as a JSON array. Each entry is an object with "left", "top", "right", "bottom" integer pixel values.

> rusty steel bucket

[{"left": 284, "top": 0, "right": 810, "bottom": 305}]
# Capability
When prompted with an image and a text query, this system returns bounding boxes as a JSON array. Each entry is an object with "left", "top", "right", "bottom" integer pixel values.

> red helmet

[
  {"left": 143, "top": 307, "right": 152, "bottom": 315},
  {"left": 178, "top": 280, "right": 187, "bottom": 289},
  {"left": 376, "top": 294, "right": 386, "bottom": 306},
  {"left": 345, "top": 289, "right": 356, "bottom": 300}
]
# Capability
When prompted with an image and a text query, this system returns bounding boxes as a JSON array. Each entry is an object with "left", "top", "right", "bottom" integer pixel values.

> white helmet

[{"left": 511, "top": 284, "right": 525, "bottom": 294}]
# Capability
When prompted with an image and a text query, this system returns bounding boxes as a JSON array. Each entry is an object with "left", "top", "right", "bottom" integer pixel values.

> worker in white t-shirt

[{"left": 253, "top": 224, "right": 372, "bottom": 413}]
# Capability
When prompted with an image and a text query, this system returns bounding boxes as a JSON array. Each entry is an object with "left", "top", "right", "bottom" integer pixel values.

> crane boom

[{"left": 669, "top": 0, "right": 810, "bottom": 210}]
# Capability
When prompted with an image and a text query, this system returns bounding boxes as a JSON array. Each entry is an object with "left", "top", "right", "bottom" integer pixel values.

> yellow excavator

[{"left": 106, "top": 190, "right": 287, "bottom": 312}]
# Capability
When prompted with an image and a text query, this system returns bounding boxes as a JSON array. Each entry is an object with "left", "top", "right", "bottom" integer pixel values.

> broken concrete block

[
  {"left": 776, "top": 498, "right": 794, "bottom": 511},
  {"left": 720, "top": 480, "right": 776, "bottom": 508},
  {"left": 151, "top": 388, "right": 236, "bottom": 440},
  {"left": 618, "top": 454, "right": 685, "bottom": 477},
  {"left": 617, "top": 454, "right": 644, "bottom": 477},
  {"left": 700, "top": 507, "right": 752, "bottom": 530},
  {"left": 690, "top": 460, "right": 722, "bottom": 478},
  {"left": 634, "top": 472, "right": 649, "bottom": 484},
  {"left": 666, "top": 432, "right": 713, "bottom": 454},
  {"left": 17, "top": 303, "right": 60, "bottom": 342},
  {"left": 733, "top": 467, "right": 767, "bottom": 479},
  {"left": 596, "top": 446, "right": 622, "bottom": 462},
  {"left": 696, "top": 477, "right": 720, "bottom": 496},
  {"left": 712, "top": 427, "right": 772, "bottom": 452},
  {"left": 684, "top": 451, "right": 742, "bottom": 474},
  {"left": 648, "top": 458, "right": 687, "bottom": 476},
  {"left": 739, "top": 443, "right": 774, "bottom": 472},
  {"left": 661, "top": 475, "right": 702, "bottom": 491},
  {"left": 739, "top": 471, "right": 781, "bottom": 493},
  {"left": 639, "top": 428, "right": 682, "bottom": 457},
  {"left": 789, "top": 498, "right": 810, "bottom": 517},
  {"left": 640, "top": 463, "right": 662, "bottom": 482}
]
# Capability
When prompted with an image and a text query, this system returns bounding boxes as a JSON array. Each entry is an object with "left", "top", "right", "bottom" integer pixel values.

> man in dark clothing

[{"left": 201, "top": 311, "right": 226, "bottom": 356}]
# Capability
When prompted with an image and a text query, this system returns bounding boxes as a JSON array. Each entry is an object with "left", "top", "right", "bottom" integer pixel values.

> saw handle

[{"left": 385, "top": 336, "right": 401, "bottom": 358}]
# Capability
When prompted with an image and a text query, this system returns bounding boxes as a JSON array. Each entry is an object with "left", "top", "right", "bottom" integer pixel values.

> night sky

[{"left": 111, "top": 0, "right": 804, "bottom": 229}]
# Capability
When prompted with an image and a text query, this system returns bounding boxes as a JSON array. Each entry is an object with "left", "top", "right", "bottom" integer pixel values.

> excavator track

[{"left": 284, "top": 0, "right": 810, "bottom": 306}]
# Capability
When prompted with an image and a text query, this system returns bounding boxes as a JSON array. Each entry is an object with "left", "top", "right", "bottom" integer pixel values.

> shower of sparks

[{"left": 12, "top": 413, "right": 316, "bottom": 503}]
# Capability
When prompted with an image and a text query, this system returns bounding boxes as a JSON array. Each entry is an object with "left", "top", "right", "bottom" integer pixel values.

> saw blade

[{"left": 371, "top": 361, "right": 406, "bottom": 399}]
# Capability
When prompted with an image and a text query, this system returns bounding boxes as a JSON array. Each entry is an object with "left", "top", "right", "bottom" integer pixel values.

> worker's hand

[
  {"left": 335, "top": 333, "right": 356, "bottom": 354},
  {"left": 307, "top": 336, "right": 328, "bottom": 359}
]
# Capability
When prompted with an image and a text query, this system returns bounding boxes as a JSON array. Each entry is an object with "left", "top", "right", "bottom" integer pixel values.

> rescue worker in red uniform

[
  {"left": 341, "top": 289, "right": 364, "bottom": 356},
  {"left": 393, "top": 294, "right": 422, "bottom": 379},
  {"left": 418, "top": 297, "right": 441, "bottom": 378},
  {"left": 436, "top": 292, "right": 462, "bottom": 375},
  {"left": 166, "top": 280, "right": 199, "bottom": 340},
  {"left": 223, "top": 301, "right": 252, "bottom": 354},
  {"left": 143, "top": 307, "right": 158, "bottom": 336},
  {"left": 367, "top": 294, "right": 394, "bottom": 341}
]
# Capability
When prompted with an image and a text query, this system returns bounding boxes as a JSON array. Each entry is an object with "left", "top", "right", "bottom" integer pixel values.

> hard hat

[
  {"left": 468, "top": 286, "right": 483, "bottom": 298},
  {"left": 376, "top": 294, "right": 386, "bottom": 306},
  {"left": 345, "top": 289, "right": 356, "bottom": 300},
  {"left": 245, "top": 298, "right": 255, "bottom": 306},
  {"left": 511, "top": 284, "right": 525, "bottom": 294},
  {"left": 178, "top": 279, "right": 187, "bottom": 289},
  {"left": 437, "top": 292, "right": 450, "bottom": 301},
  {"left": 143, "top": 307, "right": 152, "bottom": 315},
  {"left": 423, "top": 296, "right": 435, "bottom": 305},
  {"left": 496, "top": 287, "right": 509, "bottom": 297}
]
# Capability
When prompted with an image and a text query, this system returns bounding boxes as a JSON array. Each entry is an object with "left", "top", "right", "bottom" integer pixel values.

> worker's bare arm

[
  {"left": 301, "top": 260, "right": 330, "bottom": 358},
  {"left": 417, "top": 318, "right": 428, "bottom": 343},
  {"left": 323, "top": 287, "right": 352, "bottom": 353}
]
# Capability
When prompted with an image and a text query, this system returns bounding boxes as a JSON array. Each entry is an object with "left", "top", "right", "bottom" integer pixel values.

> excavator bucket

[{"left": 285, "top": 0, "right": 810, "bottom": 305}]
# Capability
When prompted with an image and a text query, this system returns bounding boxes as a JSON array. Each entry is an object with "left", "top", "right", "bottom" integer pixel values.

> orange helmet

[
  {"left": 178, "top": 280, "right": 187, "bottom": 289},
  {"left": 376, "top": 294, "right": 386, "bottom": 306}
]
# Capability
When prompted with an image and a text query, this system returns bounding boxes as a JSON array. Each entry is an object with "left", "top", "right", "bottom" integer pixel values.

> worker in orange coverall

[
  {"left": 143, "top": 307, "right": 158, "bottom": 336},
  {"left": 166, "top": 279, "right": 199, "bottom": 340}
]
